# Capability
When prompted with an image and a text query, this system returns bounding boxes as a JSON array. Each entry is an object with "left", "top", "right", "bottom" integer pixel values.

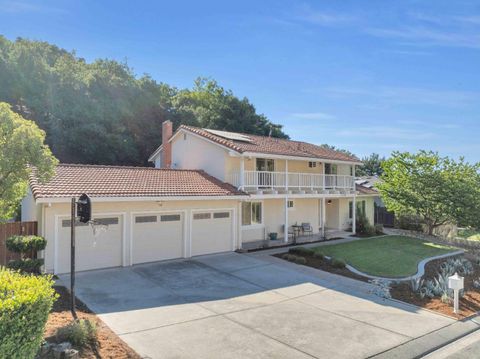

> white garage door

[
  {"left": 132, "top": 212, "right": 184, "bottom": 264},
  {"left": 191, "top": 210, "right": 233, "bottom": 256},
  {"left": 57, "top": 216, "right": 122, "bottom": 274}
]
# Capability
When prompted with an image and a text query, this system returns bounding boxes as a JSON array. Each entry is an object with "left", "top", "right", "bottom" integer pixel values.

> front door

[{"left": 256, "top": 158, "right": 275, "bottom": 187}]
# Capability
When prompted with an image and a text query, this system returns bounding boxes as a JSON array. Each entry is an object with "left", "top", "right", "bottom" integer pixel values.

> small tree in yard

[
  {"left": 6, "top": 235, "right": 47, "bottom": 273},
  {"left": 0, "top": 102, "right": 58, "bottom": 221},
  {"left": 378, "top": 151, "right": 480, "bottom": 235}
]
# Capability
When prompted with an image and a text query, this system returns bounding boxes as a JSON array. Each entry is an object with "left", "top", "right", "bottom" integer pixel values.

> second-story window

[{"left": 325, "top": 163, "right": 338, "bottom": 174}]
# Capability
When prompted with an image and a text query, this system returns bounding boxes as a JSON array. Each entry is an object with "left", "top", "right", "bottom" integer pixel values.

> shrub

[
  {"left": 410, "top": 277, "right": 424, "bottom": 293},
  {"left": 294, "top": 256, "right": 307, "bottom": 265},
  {"left": 7, "top": 258, "right": 44, "bottom": 274},
  {"left": 56, "top": 319, "right": 97, "bottom": 349},
  {"left": 394, "top": 215, "right": 423, "bottom": 232},
  {"left": 356, "top": 212, "right": 375, "bottom": 236},
  {"left": 441, "top": 293, "right": 451, "bottom": 304},
  {"left": 331, "top": 258, "right": 346, "bottom": 269},
  {"left": 0, "top": 268, "right": 57, "bottom": 359},
  {"left": 289, "top": 247, "right": 314, "bottom": 256},
  {"left": 5, "top": 235, "right": 47, "bottom": 274},
  {"left": 374, "top": 224, "right": 384, "bottom": 235},
  {"left": 6, "top": 235, "right": 47, "bottom": 254},
  {"left": 282, "top": 254, "right": 297, "bottom": 262},
  {"left": 313, "top": 252, "right": 324, "bottom": 260}
]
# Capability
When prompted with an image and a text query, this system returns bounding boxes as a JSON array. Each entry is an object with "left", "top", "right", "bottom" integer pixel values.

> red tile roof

[
  {"left": 30, "top": 164, "right": 246, "bottom": 200},
  {"left": 180, "top": 125, "right": 362, "bottom": 163}
]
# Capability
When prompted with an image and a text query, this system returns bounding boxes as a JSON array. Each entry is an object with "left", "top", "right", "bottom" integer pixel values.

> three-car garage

[{"left": 53, "top": 207, "right": 237, "bottom": 273}]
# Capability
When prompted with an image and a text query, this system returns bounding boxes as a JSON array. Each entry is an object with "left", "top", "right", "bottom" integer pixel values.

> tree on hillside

[
  {"left": 356, "top": 153, "right": 385, "bottom": 176},
  {"left": 0, "top": 36, "right": 288, "bottom": 165},
  {"left": 172, "top": 78, "right": 288, "bottom": 138},
  {"left": 377, "top": 151, "right": 480, "bottom": 234},
  {"left": 0, "top": 103, "right": 58, "bottom": 220}
]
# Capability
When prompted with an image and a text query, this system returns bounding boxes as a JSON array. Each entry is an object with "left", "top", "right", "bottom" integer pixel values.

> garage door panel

[
  {"left": 132, "top": 212, "right": 183, "bottom": 264},
  {"left": 191, "top": 210, "right": 233, "bottom": 257},
  {"left": 57, "top": 216, "right": 122, "bottom": 274}
]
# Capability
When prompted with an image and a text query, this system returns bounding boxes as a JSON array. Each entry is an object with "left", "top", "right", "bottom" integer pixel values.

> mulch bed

[
  {"left": 273, "top": 252, "right": 369, "bottom": 282},
  {"left": 44, "top": 286, "right": 141, "bottom": 359},
  {"left": 390, "top": 254, "right": 480, "bottom": 319}
]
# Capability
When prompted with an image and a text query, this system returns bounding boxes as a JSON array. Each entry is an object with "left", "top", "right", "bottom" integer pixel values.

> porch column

[
  {"left": 322, "top": 162, "right": 326, "bottom": 191},
  {"left": 284, "top": 197, "right": 289, "bottom": 243},
  {"left": 321, "top": 197, "right": 326, "bottom": 238},
  {"left": 285, "top": 159, "right": 288, "bottom": 191},
  {"left": 239, "top": 157, "right": 245, "bottom": 190},
  {"left": 352, "top": 196, "right": 357, "bottom": 235}
]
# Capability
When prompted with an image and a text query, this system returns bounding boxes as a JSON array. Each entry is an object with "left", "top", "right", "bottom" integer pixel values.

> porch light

[
  {"left": 448, "top": 273, "right": 464, "bottom": 314},
  {"left": 327, "top": 200, "right": 332, "bottom": 205}
]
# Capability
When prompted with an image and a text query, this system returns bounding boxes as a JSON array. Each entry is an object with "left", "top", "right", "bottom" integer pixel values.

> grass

[
  {"left": 313, "top": 235, "right": 457, "bottom": 278},
  {"left": 458, "top": 229, "right": 480, "bottom": 241}
]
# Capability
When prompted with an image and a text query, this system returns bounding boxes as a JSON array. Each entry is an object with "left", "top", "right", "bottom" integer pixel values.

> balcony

[{"left": 226, "top": 171, "right": 355, "bottom": 194}]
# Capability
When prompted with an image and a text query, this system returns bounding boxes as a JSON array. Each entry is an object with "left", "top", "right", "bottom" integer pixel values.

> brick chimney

[{"left": 162, "top": 120, "right": 173, "bottom": 168}]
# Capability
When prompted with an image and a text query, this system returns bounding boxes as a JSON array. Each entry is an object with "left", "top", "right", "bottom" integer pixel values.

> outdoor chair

[{"left": 301, "top": 222, "right": 313, "bottom": 236}]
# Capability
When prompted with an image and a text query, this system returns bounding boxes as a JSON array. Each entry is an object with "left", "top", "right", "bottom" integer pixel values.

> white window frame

[
  {"left": 241, "top": 201, "right": 263, "bottom": 227},
  {"left": 287, "top": 200, "right": 295, "bottom": 210}
]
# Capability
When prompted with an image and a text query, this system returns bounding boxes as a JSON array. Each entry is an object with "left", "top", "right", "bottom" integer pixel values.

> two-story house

[{"left": 22, "top": 120, "right": 377, "bottom": 274}]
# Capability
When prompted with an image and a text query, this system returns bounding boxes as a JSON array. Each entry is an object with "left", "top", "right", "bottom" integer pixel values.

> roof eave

[{"left": 35, "top": 194, "right": 248, "bottom": 204}]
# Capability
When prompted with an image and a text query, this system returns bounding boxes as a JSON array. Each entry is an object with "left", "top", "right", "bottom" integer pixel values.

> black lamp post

[{"left": 70, "top": 193, "right": 91, "bottom": 319}]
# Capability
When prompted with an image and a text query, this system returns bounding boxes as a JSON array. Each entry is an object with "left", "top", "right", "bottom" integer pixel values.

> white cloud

[
  {"left": 365, "top": 26, "right": 480, "bottom": 49},
  {"left": 292, "top": 3, "right": 357, "bottom": 27},
  {"left": 337, "top": 126, "right": 436, "bottom": 140},
  {"left": 0, "top": 1, "right": 65, "bottom": 13},
  {"left": 323, "top": 86, "right": 479, "bottom": 107}
]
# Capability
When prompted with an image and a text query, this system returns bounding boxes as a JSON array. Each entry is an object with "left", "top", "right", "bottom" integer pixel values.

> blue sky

[{"left": 1, "top": 0, "right": 479, "bottom": 162}]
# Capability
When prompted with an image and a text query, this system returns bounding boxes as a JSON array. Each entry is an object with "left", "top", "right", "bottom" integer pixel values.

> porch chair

[{"left": 301, "top": 222, "right": 313, "bottom": 236}]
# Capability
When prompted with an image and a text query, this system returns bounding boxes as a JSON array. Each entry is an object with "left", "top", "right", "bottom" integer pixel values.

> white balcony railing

[{"left": 226, "top": 171, "right": 355, "bottom": 191}]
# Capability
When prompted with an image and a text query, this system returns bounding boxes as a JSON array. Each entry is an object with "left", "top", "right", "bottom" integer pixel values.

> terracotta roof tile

[
  {"left": 180, "top": 125, "right": 362, "bottom": 163},
  {"left": 30, "top": 164, "right": 246, "bottom": 200}
]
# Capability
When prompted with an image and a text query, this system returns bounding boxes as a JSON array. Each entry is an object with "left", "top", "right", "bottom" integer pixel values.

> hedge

[
  {"left": 0, "top": 268, "right": 57, "bottom": 359},
  {"left": 7, "top": 258, "right": 44, "bottom": 274},
  {"left": 6, "top": 235, "right": 47, "bottom": 253}
]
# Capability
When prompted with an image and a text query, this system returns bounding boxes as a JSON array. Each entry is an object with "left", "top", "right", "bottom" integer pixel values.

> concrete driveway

[{"left": 62, "top": 252, "right": 455, "bottom": 359}]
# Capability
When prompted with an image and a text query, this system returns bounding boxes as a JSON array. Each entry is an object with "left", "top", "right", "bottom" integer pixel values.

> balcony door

[
  {"left": 256, "top": 158, "right": 275, "bottom": 187},
  {"left": 325, "top": 163, "right": 338, "bottom": 188}
]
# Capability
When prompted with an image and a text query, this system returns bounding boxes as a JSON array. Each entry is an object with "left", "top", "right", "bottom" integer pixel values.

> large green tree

[
  {"left": 0, "top": 103, "right": 58, "bottom": 220},
  {"left": 356, "top": 153, "right": 385, "bottom": 176},
  {"left": 378, "top": 151, "right": 480, "bottom": 234},
  {"left": 172, "top": 78, "right": 288, "bottom": 138},
  {"left": 0, "top": 36, "right": 288, "bottom": 165}
]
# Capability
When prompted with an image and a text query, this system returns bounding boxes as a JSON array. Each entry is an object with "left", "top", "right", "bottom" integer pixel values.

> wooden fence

[
  {"left": 0, "top": 221, "right": 38, "bottom": 266},
  {"left": 374, "top": 206, "right": 395, "bottom": 228}
]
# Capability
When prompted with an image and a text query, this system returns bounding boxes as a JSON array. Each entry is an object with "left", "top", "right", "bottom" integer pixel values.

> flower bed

[
  {"left": 44, "top": 286, "right": 140, "bottom": 358},
  {"left": 390, "top": 254, "right": 480, "bottom": 319}
]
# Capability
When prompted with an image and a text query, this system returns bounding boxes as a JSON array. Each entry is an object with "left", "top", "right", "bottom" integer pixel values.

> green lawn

[
  {"left": 314, "top": 235, "right": 457, "bottom": 278},
  {"left": 458, "top": 229, "right": 480, "bottom": 241}
]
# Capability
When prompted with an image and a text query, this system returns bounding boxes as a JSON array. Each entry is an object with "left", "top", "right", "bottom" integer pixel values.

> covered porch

[
  {"left": 241, "top": 229, "right": 353, "bottom": 251},
  {"left": 240, "top": 197, "right": 357, "bottom": 250}
]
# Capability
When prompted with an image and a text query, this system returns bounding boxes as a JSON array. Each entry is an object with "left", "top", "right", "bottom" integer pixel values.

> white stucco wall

[
  {"left": 241, "top": 198, "right": 321, "bottom": 242},
  {"left": 41, "top": 198, "right": 241, "bottom": 273},
  {"left": 21, "top": 189, "right": 38, "bottom": 222},
  {"left": 171, "top": 132, "right": 227, "bottom": 181}
]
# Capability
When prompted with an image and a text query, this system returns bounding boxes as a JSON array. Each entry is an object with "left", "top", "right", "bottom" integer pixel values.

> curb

[
  {"left": 344, "top": 250, "right": 465, "bottom": 282},
  {"left": 369, "top": 315, "right": 480, "bottom": 359}
]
